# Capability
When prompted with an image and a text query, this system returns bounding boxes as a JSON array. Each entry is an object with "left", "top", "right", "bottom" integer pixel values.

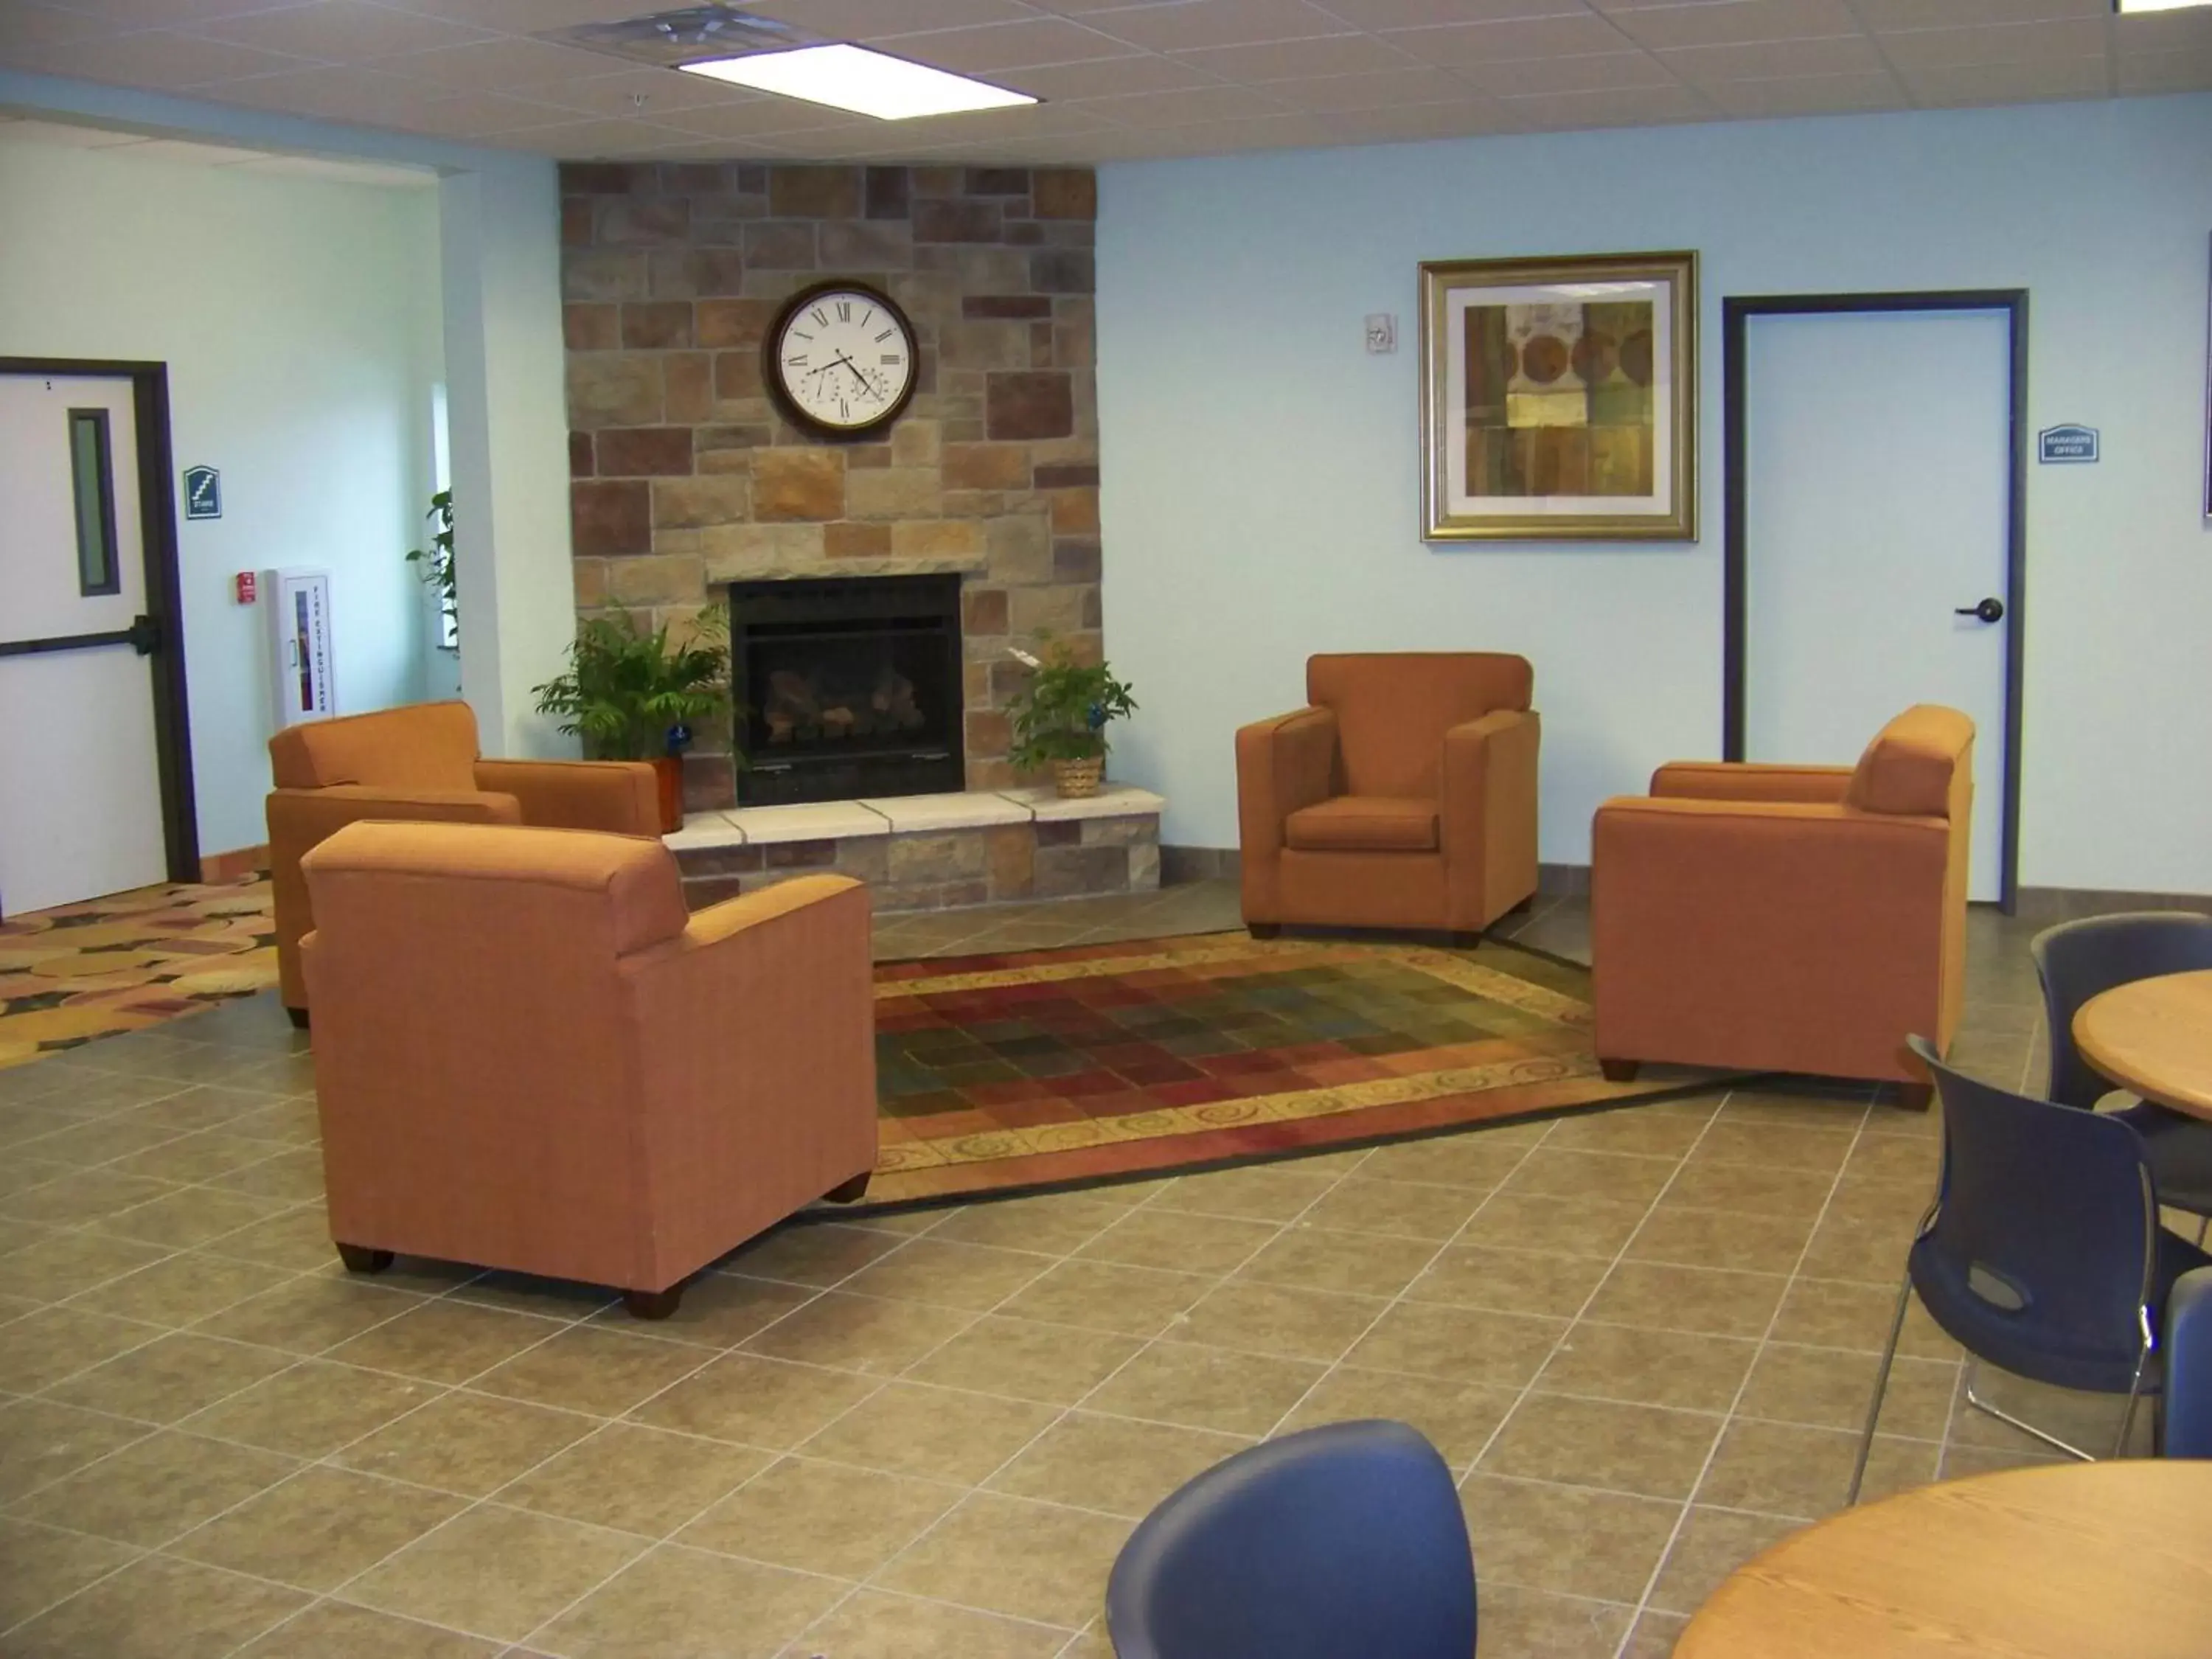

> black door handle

[
  {"left": 128, "top": 614, "right": 161, "bottom": 656},
  {"left": 1955, "top": 597, "right": 2005, "bottom": 624}
]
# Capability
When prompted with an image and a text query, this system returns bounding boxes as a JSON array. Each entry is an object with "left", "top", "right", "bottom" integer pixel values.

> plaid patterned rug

[
  {"left": 866, "top": 930, "right": 1725, "bottom": 1206},
  {"left": 0, "top": 877, "right": 277, "bottom": 1069}
]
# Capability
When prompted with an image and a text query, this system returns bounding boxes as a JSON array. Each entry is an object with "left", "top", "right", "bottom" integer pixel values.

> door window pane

[{"left": 69, "top": 409, "right": 119, "bottom": 597}]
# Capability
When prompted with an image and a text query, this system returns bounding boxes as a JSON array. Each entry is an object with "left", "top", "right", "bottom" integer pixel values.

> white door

[
  {"left": 0, "top": 373, "right": 170, "bottom": 916},
  {"left": 1742, "top": 308, "right": 2011, "bottom": 902}
]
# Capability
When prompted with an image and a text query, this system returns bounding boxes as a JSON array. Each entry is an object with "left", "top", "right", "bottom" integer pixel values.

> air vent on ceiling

[{"left": 535, "top": 3, "right": 815, "bottom": 70}]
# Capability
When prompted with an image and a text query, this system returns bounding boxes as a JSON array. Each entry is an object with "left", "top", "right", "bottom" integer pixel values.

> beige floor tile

[
  {"left": 872, "top": 1493, "right": 1129, "bottom": 1627},
  {"left": 1646, "top": 1503, "right": 1802, "bottom": 1615},
  {"left": 1661, "top": 1162, "right": 1836, "bottom": 1219},
  {"left": 1357, "top": 1134, "right": 1531, "bottom": 1189},
  {"left": 16, "top": 1428, "right": 299, "bottom": 1546},
  {"left": 1457, "top": 1192, "right": 1651, "bottom": 1258},
  {"left": 0, "top": 1516, "right": 140, "bottom": 1631},
  {"left": 0, "top": 1229, "right": 170, "bottom": 1303},
  {"left": 1538, "top": 1322, "right": 1759, "bottom": 1413},
  {"left": 326, "top": 1300, "right": 570, "bottom": 1384},
  {"left": 840, "top": 1238, "right": 1055, "bottom": 1311},
  {"left": 199, "top": 1204, "right": 349, "bottom": 1271},
  {"left": 1173, "top": 1279, "right": 1384, "bottom": 1362},
  {"left": 1075, "top": 1207, "right": 1280, "bottom": 1274},
  {"left": 1408, "top": 1243, "right": 1610, "bottom": 1318},
  {"left": 1842, "top": 1134, "right": 1941, "bottom": 1186},
  {"left": 989, "top": 1410, "right": 1250, "bottom": 1517},
  {"left": 1582, "top": 1260, "right": 1789, "bottom": 1340},
  {"left": 0, "top": 1397, "right": 155, "bottom": 1505},
  {"left": 1695, "top": 1419, "right": 1938, "bottom": 1519},
  {"left": 1625, "top": 1204, "right": 1815, "bottom": 1274},
  {"left": 66, "top": 1251, "right": 300, "bottom": 1328},
  {"left": 1936, "top": 1441, "right": 2068, "bottom": 1481},
  {"left": 499, "top": 1423, "right": 770, "bottom": 1537},
  {"left": 93, "top": 1186, "right": 295, "bottom": 1250},
  {"left": 793, "top": 1588, "right": 1072, "bottom": 1659},
  {"left": 1471, "top": 1583, "right": 1635, "bottom": 1659},
  {"left": 1483, "top": 1393, "right": 1722, "bottom": 1500},
  {"left": 1688, "top": 1121, "right": 1857, "bottom": 1174},
  {"left": 800, "top": 1380, "right": 1060, "bottom": 1484},
  {"left": 1795, "top": 1212, "right": 1913, "bottom": 1285},
  {"left": 1460, "top": 1472, "right": 1682, "bottom": 1603},
  {"left": 183, "top": 1360, "right": 432, "bottom": 1458},
  {"left": 630, "top": 1353, "right": 881, "bottom": 1448},
  {"left": 1542, "top": 1109, "right": 1711, "bottom": 1159},
  {"left": 1234, "top": 1225, "right": 1441, "bottom": 1299},
  {"left": 169, "top": 1465, "right": 467, "bottom": 1590},
  {"left": 903, "top": 1315, "right": 1141, "bottom": 1404},
  {"left": 334, "top": 1390, "right": 597, "bottom": 1496},
  {"left": 996, "top": 1259, "right": 1214, "bottom": 1338},
  {"left": 1346, "top": 1301, "right": 1564, "bottom": 1388},
  {"left": 1716, "top": 1087, "right": 1870, "bottom": 1129},
  {"left": 0, "top": 1155, "right": 74, "bottom": 1206},
  {"left": 45, "top": 1332, "right": 298, "bottom": 1424},
  {"left": 0, "top": 1306, "right": 164, "bottom": 1394},
  {"left": 15, "top": 1112, "right": 187, "bottom": 1166},
  {"left": 1498, "top": 1148, "right": 1679, "bottom": 1208},
  {"left": 470, "top": 1326, "right": 712, "bottom": 1416},
  {"left": 105, "top": 1130, "right": 291, "bottom": 1186},
  {"left": 530, "top": 1542, "right": 846, "bottom": 1658},
  {"left": 1277, "top": 1367, "right": 1519, "bottom": 1470},
  {"left": 740, "top": 1290, "right": 976, "bottom": 1374},
  {"left": 1297, "top": 1176, "right": 1488, "bottom": 1241},
  {"left": 1152, "top": 1164, "right": 1340, "bottom": 1222},
  {"left": 205, "top": 1147, "right": 330, "bottom": 1204},
  {"left": 132, "top": 1084, "right": 296, "bottom": 1136},
  {"left": 1825, "top": 1175, "right": 1939, "bottom": 1234},
  {"left": 677, "top": 1454, "right": 959, "bottom": 1576},
  {"left": 1947, "top": 1367, "right": 2145, "bottom": 1456},
  {"left": 1082, "top": 1340, "right": 1324, "bottom": 1435},
  {"left": 4, "top": 1552, "right": 308, "bottom": 1659},
  {"left": 593, "top": 1270, "right": 816, "bottom": 1349},
  {"left": 1621, "top": 1609, "right": 1690, "bottom": 1658},
  {"left": 927, "top": 1194, "right": 1126, "bottom": 1254},
  {"left": 1738, "top": 1342, "right": 1956, "bottom": 1439},
  {"left": 343, "top": 1503, "right": 646, "bottom": 1644},
  {"left": 232, "top": 1600, "right": 504, "bottom": 1658},
  {"left": 443, "top": 1270, "right": 619, "bottom": 1320}
]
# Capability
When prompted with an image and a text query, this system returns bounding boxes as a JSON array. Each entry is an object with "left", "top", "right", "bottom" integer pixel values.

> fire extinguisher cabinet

[{"left": 265, "top": 568, "right": 335, "bottom": 728}]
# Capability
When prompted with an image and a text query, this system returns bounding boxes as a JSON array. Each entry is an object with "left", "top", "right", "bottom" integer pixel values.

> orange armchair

[
  {"left": 1236, "top": 653, "right": 1540, "bottom": 942},
  {"left": 299, "top": 821, "right": 877, "bottom": 1318},
  {"left": 266, "top": 700, "right": 658, "bottom": 1023},
  {"left": 1591, "top": 705, "right": 1975, "bottom": 1105}
]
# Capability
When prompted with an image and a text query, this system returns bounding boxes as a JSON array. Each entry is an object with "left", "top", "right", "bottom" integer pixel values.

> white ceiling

[
  {"left": 0, "top": 109, "right": 438, "bottom": 181},
  {"left": 0, "top": 0, "right": 2205, "bottom": 164}
]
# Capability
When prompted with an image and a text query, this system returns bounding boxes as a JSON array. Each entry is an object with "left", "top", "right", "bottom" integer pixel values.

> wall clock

[{"left": 763, "top": 280, "right": 919, "bottom": 442}]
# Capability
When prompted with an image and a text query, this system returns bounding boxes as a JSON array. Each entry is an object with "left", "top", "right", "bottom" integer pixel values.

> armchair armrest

[
  {"left": 1649, "top": 762, "right": 1854, "bottom": 804},
  {"left": 475, "top": 759, "right": 658, "bottom": 837},
  {"left": 1442, "top": 709, "right": 1541, "bottom": 927},
  {"left": 1236, "top": 706, "right": 1339, "bottom": 923}
]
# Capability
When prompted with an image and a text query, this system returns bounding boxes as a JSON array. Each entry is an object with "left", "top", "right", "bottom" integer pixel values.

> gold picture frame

[{"left": 1420, "top": 250, "right": 1698, "bottom": 541}]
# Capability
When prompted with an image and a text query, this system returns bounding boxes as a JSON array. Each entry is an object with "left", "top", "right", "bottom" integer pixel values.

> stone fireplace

[{"left": 728, "top": 574, "right": 964, "bottom": 806}]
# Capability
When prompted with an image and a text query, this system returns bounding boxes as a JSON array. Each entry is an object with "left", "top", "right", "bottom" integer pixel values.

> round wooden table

[
  {"left": 1674, "top": 1461, "right": 2212, "bottom": 1658},
  {"left": 2072, "top": 968, "right": 2212, "bottom": 1123}
]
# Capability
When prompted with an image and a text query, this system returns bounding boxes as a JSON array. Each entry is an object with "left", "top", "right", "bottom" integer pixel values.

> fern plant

[
  {"left": 532, "top": 608, "right": 732, "bottom": 761},
  {"left": 404, "top": 490, "right": 456, "bottom": 647},
  {"left": 1006, "top": 638, "right": 1138, "bottom": 768}
]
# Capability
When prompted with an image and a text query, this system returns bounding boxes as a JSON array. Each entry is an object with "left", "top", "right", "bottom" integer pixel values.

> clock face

[{"left": 766, "top": 284, "right": 917, "bottom": 439}]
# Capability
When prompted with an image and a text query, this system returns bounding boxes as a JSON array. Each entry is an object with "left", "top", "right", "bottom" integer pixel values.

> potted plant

[
  {"left": 533, "top": 607, "right": 732, "bottom": 833},
  {"left": 405, "top": 490, "right": 456, "bottom": 649},
  {"left": 1006, "top": 639, "right": 1138, "bottom": 799}
]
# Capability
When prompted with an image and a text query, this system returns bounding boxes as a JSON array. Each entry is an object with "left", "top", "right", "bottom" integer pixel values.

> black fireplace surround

[{"left": 726, "top": 574, "right": 965, "bottom": 807}]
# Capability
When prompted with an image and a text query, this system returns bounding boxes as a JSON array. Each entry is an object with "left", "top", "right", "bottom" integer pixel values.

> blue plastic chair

[
  {"left": 1105, "top": 1420, "right": 1476, "bottom": 1659},
  {"left": 2166, "top": 1268, "right": 2212, "bottom": 1458},
  {"left": 1850, "top": 1037, "right": 2212, "bottom": 1499},
  {"left": 2032, "top": 911, "right": 2212, "bottom": 1226}
]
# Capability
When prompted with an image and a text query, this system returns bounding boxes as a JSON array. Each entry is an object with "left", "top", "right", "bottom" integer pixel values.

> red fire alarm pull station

[{"left": 234, "top": 571, "right": 257, "bottom": 605}]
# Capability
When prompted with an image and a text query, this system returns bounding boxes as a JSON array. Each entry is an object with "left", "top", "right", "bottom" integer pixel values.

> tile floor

[{"left": 0, "top": 881, "right": 2170, "bottom": 1658}]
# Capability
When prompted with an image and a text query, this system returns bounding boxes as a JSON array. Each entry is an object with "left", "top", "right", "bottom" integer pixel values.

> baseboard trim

[
  {"left": 198, "top": 844, "right": 268, "bottom": 883},
  {"left": 1539, "top": 863, "right": 1590, "bottom": 897},
  {"left": 2011, "top": 886, "right": 2211, "bottom": 924}
]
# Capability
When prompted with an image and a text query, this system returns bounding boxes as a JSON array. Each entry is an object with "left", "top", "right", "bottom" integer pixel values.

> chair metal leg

[
  {"left": 1962, "top": 1360, "right": 2098, "bottom": 1463},
  {"left": 2114, "top": 1315, "right": 2154, "bottom": 1457},
  {"left": 1848, "top": 1270, "right": 1914, "bottom": 1506}
]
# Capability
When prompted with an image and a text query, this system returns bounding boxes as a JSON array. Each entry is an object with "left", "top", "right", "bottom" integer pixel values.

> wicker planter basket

[{"left": 1052, "top": 757, "right": 1105, "bottom": 799}]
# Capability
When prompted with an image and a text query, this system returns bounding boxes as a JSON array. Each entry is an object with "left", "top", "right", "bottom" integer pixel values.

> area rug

[
  {"left": 864, "top": 929, "right": 1728, "bottom": 1207},
  {"left": 0, "top": 877, "right": 279, "bottom": 1069}
]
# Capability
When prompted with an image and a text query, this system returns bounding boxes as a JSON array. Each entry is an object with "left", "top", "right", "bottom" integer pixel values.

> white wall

[
  {"left": 0, "top": 139, "right": 442, "bottom": 857},
  {"left": 1098, "top": 94, "right": 2212, "bottom": 894}
]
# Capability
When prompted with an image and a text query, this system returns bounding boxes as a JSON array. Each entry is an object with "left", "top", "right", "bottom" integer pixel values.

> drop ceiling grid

[{"left": 0, "top": 0, "right": 2201, "bottom": 161}]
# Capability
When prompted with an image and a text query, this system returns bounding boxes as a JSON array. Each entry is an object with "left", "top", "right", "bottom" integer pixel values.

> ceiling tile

[
  {"left": 2118, "top": 50, "right": 2212, "bottom": 92},
  {"left": 1081, "top": 81, "right": 1294, "bottom": 122},
  {"left": 199, "top": 61, "right": 473, "bottom": 119},
  {"left": 366, "top": 0, "right": 657, "bottom": 27},
  {"left": 189, "top": 1, "right": 498, "bottom": 61},
  {"left": 375, "top": 35, "right": 626, "bottom": 87},
  {"left": 472, "top": 113, "right": 703, "bottom": 153},
  {"left": 1319, "top": 96, "right": 1527, "bottom": 142},
  {"left": 2114, "top": 9, "right": 2212, "bottom": 51},
  {"left": 1875, "top": 16, "right": 2110, "bottom": 66},
  {"left": 1658, "top": 32, "right": 1885, "bottom": 79},
  {"left": 1503, "top": 79, "right": 1714, "bottom": 126},
  {"left": 1453, "top": 48, "right": 1676, "bottom": 92},
  {"left": 13, "top": 30, "right": 320, "bottom": 88},
  {"left": 1607, "top": 0, "right": 1866, "bottom": 50},
  {"left": 1314, "top": 0, "right": 1592, "bottom": 26},
  {"left": 1269, "top": 64, "right": 1475, "bottom": 108},
  {"left": 46, "top": 0, "right": 319, "bottom": 26},
  {"left": 406, "top": 90, "right": 608, "bottom": 134},
  {"left": 1903, "top": 53, "right": 2107, "bottom": 102},
  {"left": 1168, "top": 32, "right": 1416, "bottom": 78},
  {"left": 748, "top": 0, "right": 1043, "bottom": 34},
  {"left": 873, "top": 15, "right": 1138, "bottom": 68},
  {"left": 998, "top": 52, "right": 1218, "bottom": 96},
  {"left": 1144, "top": 108, "right": 1340, "bottom": 150},
  {"left": 1081, "top": 0, "right": 1352, "bottom": 51},
  {"left": 513, "top": 66, "right": 757, "bottom": 117},
  {"left": 657, "top": 95, "right": 873, "bottom": 136},
  {"left": 1703, "top": 67, "right": 1906, "bottom": 113},
  {"left": 1852, "top": 0, "right": 2109, "bottom": 27},
  {"left": 1382, "top": 13, "right": 1636, "bottom": 65},
  {"left": 0, "top": 4, "right": 112, "bottom": 52}
]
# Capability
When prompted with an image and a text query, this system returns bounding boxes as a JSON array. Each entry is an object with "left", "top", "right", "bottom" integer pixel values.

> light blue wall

[{"left": 1098, "top": 94, "right": 2212, "bottom": 893}]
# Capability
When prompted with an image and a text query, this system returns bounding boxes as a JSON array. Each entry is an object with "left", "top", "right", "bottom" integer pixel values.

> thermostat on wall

[{"left": 1365, "top": 313, "right": 1398, "bottom": 355}]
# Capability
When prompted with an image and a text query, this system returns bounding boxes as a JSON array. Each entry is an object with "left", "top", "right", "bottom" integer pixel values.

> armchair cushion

[
  {"left": 1843, "top": 704, "right": 1975, "bottom": 818},
  {"left": 1286, "top": 796, "right": 1439, "bottom": 854},
  {"left": 270, "top": 700, "right": 479, "bottom": 790},
  {"left": 1308, "top": 653, "right": 1531, "bottom": 799}
]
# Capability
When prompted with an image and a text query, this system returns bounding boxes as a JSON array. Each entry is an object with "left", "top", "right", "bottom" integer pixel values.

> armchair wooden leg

[
  {"left": 624, "top": 1286, "right": 684, "bottom": 1320},
  {"left": 1599, "top": 1060, "right": 1641, "bottom": 1083},
  {"left": 287, "top": 1006, "right": 310, "bottom": 1031},
  {"left": 335, "top": 1243, "right": 392, "bottom": 1274},
  {"left": 1895, "top": 1082, "right": 1933, "bottom": 1113},
  {"left": 1450, "top": 931, "right": 1484, "bottom": 950},
  {"left": 824, "top": 1172, "right": 872, "bottom": 1203},
  {"left": 1247, "top": 923, "right": 1281, "bottom": 940}
]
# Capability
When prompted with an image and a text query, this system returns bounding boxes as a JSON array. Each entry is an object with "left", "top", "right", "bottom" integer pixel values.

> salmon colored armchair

[
  {"left": 299, "top": 821, "right": 877, "bottom": 1318},
  {"left": 1236, "top": 653, "right": 1540, "bottom": 942},
  {"left": 267, "top": 700, "right": 658, "bottom": 1024},
  {"left": 1591, "top": 705, "right": 1975, "bottom": 1107}
]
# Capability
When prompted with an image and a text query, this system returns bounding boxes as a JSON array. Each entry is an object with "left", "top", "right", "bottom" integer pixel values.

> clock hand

[{"left": 828, "top": 353, "right": 877, "bottom": 397}]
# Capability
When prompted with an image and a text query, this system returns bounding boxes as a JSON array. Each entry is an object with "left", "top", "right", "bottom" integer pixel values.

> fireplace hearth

[{"left": 726, "top": 574, "right": 964, "bottom": 807}]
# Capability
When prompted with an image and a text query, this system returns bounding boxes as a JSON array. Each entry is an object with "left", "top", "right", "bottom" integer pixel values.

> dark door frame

[
  {"left": 1722, "top": 291, "right": 2028, "bottom": 913},
  {"left": 0, "top": 357, "right": 199, "bottom": 891}
]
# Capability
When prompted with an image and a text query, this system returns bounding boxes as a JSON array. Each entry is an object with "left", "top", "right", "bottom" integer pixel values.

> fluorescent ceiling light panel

[
  {"left": 679, "top": 44, "right": 1037, "bottom": 119},
  {"left": 2115, "top": 0, "right": 2211, "bottom": 11}
]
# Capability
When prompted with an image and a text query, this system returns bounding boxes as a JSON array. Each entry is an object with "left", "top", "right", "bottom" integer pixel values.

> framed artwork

[{"left": 1420, "top": 250, "right": 1698, "bottom": 541}]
